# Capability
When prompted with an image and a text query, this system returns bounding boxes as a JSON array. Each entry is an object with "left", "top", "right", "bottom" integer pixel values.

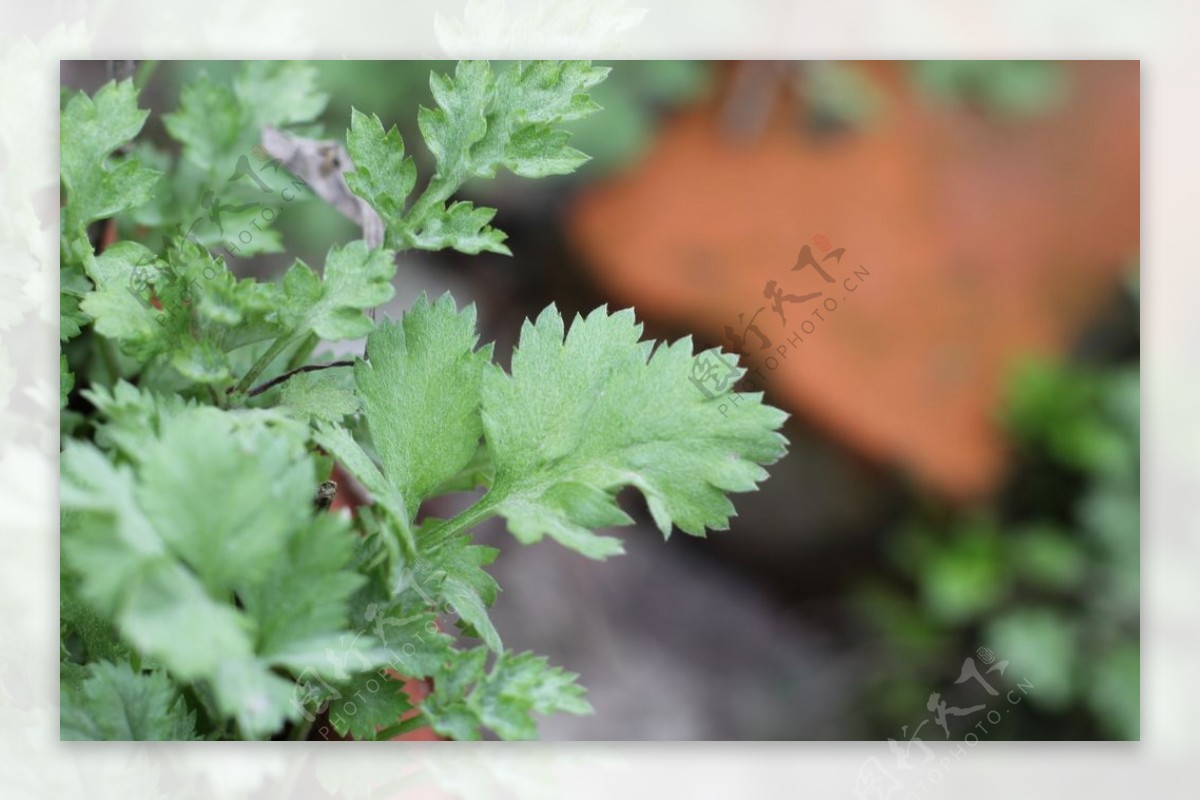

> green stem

[
  {"left": 231, "top": 334, "right": 294, "bottom": 399},
  {"left": 419, "top": 492, "right": 501, "bottom": 549},
  {"left": 133, "top": 60, "right": 160, "bottom": 91},
  {"left": 404, "top": 174, "right": 459, "bottom": 233},
  {"left": 393, "top": 506, "right": 418, "bottom": 562},
  {"left": 285, "top": 331, "right": 319, "bottom": 373},
  {"left": 374, "top": 713, "right": 428, "bottom": 741}
]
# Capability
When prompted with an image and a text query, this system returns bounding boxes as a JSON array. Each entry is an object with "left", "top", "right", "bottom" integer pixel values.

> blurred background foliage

[
  {"left": 859, "top": 307, "right": 1139, "bottom": 739},
  {"left": 64, "top": 59, "right": 1138, "bottom": 740},
  {"left": 911, "top": 60, "right": 1067, "bottom": 118}
]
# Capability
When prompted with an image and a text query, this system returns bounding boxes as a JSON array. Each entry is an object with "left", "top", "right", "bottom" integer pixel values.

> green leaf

[
  {"left": 61, "top": 291, "right": 89, "bottom": 342},
  {"left": 279, "top": 368, "right": 360, "bottom": 422},
  {"left": 83, "top": 379, "right": 198, "bottom": 460},
  {"left": 79, "top": 237, "right": 291, "bottom": 387},
  {"left": 418, "top": 60, "right": 494, "bottom": 187},
  {"left": 432, "top": 535, "right": 501, "bottom": 652},
  {"left": 913, "top": 61, "right": 1065, "bottom": 119},
  {"left": 478, "top": 651, "right": 592, "bottom": 734},
  {"left": 166, "top": 62, "right": 325, "bottom": 176},
  {"left": 1011, "top": 525, "right": 1087, "bottom": 590},
  {"left": 408, "top": 201, "right": 510, "bottom": 255},
  {"left": 501, "top": 125, "right": 590, "bottom": 178},
  {"left": 1004, "top": 359, "right": 1130, "bottom": 475},
  {"left": 60, "top": 80, "right": 161, "bottom": 261},
  {"left": 234, "top": 61, "right": 329, "bottom": 129},
  {"left": 329, "top": 672, "right": 414, "bottom": 740},
  {"left": 313, "top": 421, "right": 413, "bottom": 555},
  {"left": 356, "top": 294, "right": 492, "bottom": 518},
  {"left": 80, "top": 242, "right": 168, "bottom": 352},
  {"left": 984, "top": 608, "right": 1079, "bottom": 709},
  {"left": 163, "top": 73, "right": 243, "bottom": 174},
  {"left": 419, "top": 60, "right": 607, "bottom": 184},
  {"left": 160, "top": 62, "right": 328, "bottom": 263},
  {"left": 280, "top": 241, "right": 397, "bottom": 341},
  {"left": 62, "top": 428, "right": 267, "bottom": 712},
  {"left": 62, "top": 405, "right": 382, "bottom": 739},
  {"left": 169, "top": 338, "right": 230, "bottom": 384},
  {"left": 61, "top": 583, "right": 129, "bottom": 666},
  {"left": 363, "top": 597, "right": 455, "bottom": 679},
  {"left": 345, "top": 108, "right": 417, "bottom": 220},
  {"left": 399, "top": 60, "right": 608, "bottom": 255},
  {"left": 60, "top": 354, "right": 74, "bottom": 409},
  {"left": 478, "top": 305, "right": 788, "bottom": 558},
  {"left": 61, "top": 661, "right": 199, "bottom": 741},
  {"left": 211, "top": 660, "right": 302, "bottom": 737},
  {"left": 919, "top": 521, "right": 1006, "bottom": 624},
  {"left": 61, "top": 443, "right": 185, "bottom": 613},
  {"left": 422, "top": 647, "right": 591, "bottom": 741},
  {"left": 238, "top": 512, "right": 366, "bottom": 669},
  {"left": 134, "top": 406, "right": 313, "bottom": 597},
  {"left": 484, "top": 60, "right": 608, "bottom": 178},
  {"left": 429, "top": 440, "right": 494, "bottom": 496}
]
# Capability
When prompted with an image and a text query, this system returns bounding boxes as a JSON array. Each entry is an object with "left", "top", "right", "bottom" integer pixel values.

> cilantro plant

[{"left": 60, "top": 61, "right": 789, "bottom": 741}]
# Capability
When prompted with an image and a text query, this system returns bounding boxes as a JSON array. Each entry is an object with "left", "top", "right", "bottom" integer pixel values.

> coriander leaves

[
  {"left": 357, "top": 302, "right": 788, "bottom": 560},
  {"left": 344, "top": 60, "right": 609, "bottom": 254},
  {"left": 60, "top": 59, "right": 790, "bottom": 742}
]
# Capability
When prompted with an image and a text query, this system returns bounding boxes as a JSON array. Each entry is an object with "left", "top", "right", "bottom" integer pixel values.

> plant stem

[
  {"left": 373, "top": 713, "right": 428, "bottom": 741},
  {"left": 404, "top": 174, "right": 459, "bottom": 233},
  {"left": 230, "top": 334, "right": 294, "bottom": 398},
  {"left": 419, "top": 492, "right": 500, "bottom": 548},
  {"left": 285, "top": 331, "right": 320, "bottom": 373},
  {"left": 133, "top": 60, "right": 159, "bottom": 91}
]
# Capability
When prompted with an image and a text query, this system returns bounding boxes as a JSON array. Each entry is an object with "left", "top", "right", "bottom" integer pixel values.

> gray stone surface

[{"left": 474, "top": 514, "right": 865, "bottom": 740}]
